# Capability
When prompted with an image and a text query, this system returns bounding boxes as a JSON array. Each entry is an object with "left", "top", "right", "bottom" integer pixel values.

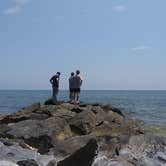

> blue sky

[{"left": 0, "top": 0, "right": 166, "bottom": 90}]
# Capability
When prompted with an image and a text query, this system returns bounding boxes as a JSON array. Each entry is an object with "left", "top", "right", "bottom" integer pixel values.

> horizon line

[{"left": 1, "top": 89, "right": 166, "bottom": 91}]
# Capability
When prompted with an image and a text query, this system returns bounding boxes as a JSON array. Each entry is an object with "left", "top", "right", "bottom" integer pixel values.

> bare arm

[
  {"left": 50, "top": 77, "right": 53, "bottom": 84},
  {"left": 80, "top": 76, "right": 83, "bottom": 86}
]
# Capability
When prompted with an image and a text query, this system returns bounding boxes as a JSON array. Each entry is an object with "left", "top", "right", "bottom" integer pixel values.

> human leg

[
  {"left": 73, "top": 89, "right": 77, "bottom": 103},
  {"left": 69, "top": 89, "right": 74, "bottom": 102},
  {"left": 71, "top": 92, "right": 74, "bottom": 102},
  {"left": 52, "top": 87, "right": 58, "bottom": 101},
  {"left": 73, "top": 92, "right": 76, "bottom": 103},
  {"left": 74, "top": 88, "right": 80, "bottom": 103},
  {"left": 69, "top": 91, "right": 72, "bottom": 102},
  {"left": 76, "top": 92, "right": 80, "bottom": 103}
]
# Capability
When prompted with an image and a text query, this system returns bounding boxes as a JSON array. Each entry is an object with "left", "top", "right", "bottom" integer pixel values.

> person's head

[
  {"left": 56, "top": 72, "right": 61, "bottom": 76},
  {"left": 76, "top": 70, "right": 80, "bottom": 75},
  {"left": 71, "top": 72, "right": 74, "bottom": 76}
]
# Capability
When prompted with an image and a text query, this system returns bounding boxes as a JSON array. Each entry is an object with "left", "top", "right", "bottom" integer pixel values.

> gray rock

[
  {"left": 47, "top": 107, "right": 76, "bottom": 123},
  {"left": 46, "top": 160, "right": 57, "bottom": 166},
  {"left": 0, "top": 140, "right": 56, "bottom": 166},
  {"left": 92, "top": 154, "right": 133, "bottom": 166},
  {"left": 156, "top": 152, "right": 166, "bottom": 163},
  {"left": 44, "top": 99, "right": 64, "bottom": 105},
  {"left": 2, "top": 100, "right": 164, "bottom": 166},
  {"left": 0, "top": 161, "right": 18, "bottom": 166},
  {"left": 57, "top": 139, "right": 97, "bottom": 166},
  {"left": 53, "top": 135, "right": 94, "bottom": 157},
  {"left": 139, "top": 157, "right": 158, "bottom": 166},
  {"left": 6, "top": 117, "right": 72, "bottom": 153},
  {"left": 128, "top": 134, "right": 145, "bottom": 147},
  {"left": 17, "top": 159, "right": 39, "bottom": 166},
  {"left": 69, "top": 110, "right": 102, "bottom": 135},
  {"left": 0, "top": 103, "right": 41, "bottom": 124}
]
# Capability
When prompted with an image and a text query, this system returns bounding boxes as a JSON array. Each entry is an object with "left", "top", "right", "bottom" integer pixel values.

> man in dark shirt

[{"left": 50, "top": 72, "right": 61, "bottom": 101}]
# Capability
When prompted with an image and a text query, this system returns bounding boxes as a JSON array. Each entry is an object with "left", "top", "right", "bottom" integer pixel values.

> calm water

[{"left": 0, "top": 90, "right": 166, "bottom": 125}]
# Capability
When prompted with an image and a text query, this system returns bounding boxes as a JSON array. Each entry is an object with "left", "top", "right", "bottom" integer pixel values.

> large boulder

[
  {"left": 51, "top": 108, "right": 76, "bottom": 123},
  {"left": 44, "top": 99, "right": 64, "bottom": 105},
  {"left": 0, "top": 100, "right": 151, "bottom": 166},
  {"left": 6, "top": 117, "right": 72, "bottom": 153},
  {"left": 0, "top": 139, "right": 56, "bottom": 166},
  {"left": 106, "top": 110, "right": 124, "bottom": 124},
  {"left": 0, "top": 103, "right": 49, "bottom": 124},
  {"left": 53, "top": 135, "right": 95, "bottom": 157},
  {"left": 102, "top": 104, "right": 125, "bottom": 117},
  {"left": 57, "top": 138, "right": 98, "bottom": 166},
  {"left": 69, "top": 110, "right": 102, "bottom": 135},
  {"left": 44, "top": 99, "right": 58, "bottom": 105}
]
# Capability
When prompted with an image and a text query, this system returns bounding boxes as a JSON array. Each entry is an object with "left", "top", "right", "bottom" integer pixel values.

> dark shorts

[
  {"left": 70, "top": 88, "right": 74, "bottom": 93},
  {"left": 73, "top": 88, "right": 81, "bottom": 93}
]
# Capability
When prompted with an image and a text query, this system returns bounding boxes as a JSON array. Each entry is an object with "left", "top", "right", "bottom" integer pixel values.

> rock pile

[{"left": 0, "top": 99, "right": 165, "bottom": 166}]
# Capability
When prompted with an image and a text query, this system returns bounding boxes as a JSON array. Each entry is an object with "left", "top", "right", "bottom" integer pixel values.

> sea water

[{"left": 0, "top": 90, "right": 166, "bottom": 125}]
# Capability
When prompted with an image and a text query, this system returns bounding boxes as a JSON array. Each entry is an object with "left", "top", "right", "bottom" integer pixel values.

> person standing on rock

[
  {"left": 69, "top": 72, "right": 75, "bottom": 103},
  {"left": 73, "top": 70, "right": 83, "bottom": 103},
  {"left": 50, "top": 72, "right": 61, "bottom": 101}
]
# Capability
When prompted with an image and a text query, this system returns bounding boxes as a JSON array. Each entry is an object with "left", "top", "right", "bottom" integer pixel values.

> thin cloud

[
  {"left": 131, "top": 46, "right": 151, "bottom": 51},
  {"left": 14, "top": 0, "right": 29, "bottom": 5},
  {"left": 113, "top": 5, "right": 127, "bottom": 13},
  {"left": 3, "top": 5, "right": 21, "bottom": 15},
  {"left": 3, "top": 0, "right": 30, "bottom": 15}
]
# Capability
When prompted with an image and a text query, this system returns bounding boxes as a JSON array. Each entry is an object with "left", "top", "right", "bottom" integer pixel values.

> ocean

[{"left": 0, "top": 90, "right": 166, "bottom": 125}]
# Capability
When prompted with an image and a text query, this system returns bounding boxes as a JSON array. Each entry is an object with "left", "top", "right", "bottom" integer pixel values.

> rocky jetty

[{"left": 0, "top": 99, "right": 165, "bottom": 166}]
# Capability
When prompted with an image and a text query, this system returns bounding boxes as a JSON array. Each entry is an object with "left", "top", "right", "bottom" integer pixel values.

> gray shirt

[
  {"left": 69, "top": 76, "right": 75, "bottom": 89},
  {"left": 72, "top": 75, "right": 83, "bottom": 89}
]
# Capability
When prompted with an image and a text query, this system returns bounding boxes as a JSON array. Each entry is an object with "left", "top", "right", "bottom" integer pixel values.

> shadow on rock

[{"left": 57, "top": 139, "right": 98, "bottom": 166}]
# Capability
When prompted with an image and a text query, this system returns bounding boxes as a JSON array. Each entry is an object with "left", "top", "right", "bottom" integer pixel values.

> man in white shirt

[
  {"left": 73, "top": 70, "right": 83, "bottom": 103},
  {"left": 69, "top": 72, "right": 75, "bottom": 102}
]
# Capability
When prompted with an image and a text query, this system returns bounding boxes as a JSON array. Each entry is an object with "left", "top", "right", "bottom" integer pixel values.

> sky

[{"left": 0, "top": 0, "right": 166, "bottom": 90}]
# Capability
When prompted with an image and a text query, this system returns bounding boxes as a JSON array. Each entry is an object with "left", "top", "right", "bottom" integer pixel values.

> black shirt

[{"left": 50, "top": 75, "right": 59, "bottom": 88}]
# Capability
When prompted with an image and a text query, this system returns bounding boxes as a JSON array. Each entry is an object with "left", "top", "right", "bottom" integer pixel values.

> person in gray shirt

[
  {"left": 73, "top": 70, "right": 83, "bottom": 103},
  {"left": 69, "top": 72, "right": 75, "bottom": 102}
]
